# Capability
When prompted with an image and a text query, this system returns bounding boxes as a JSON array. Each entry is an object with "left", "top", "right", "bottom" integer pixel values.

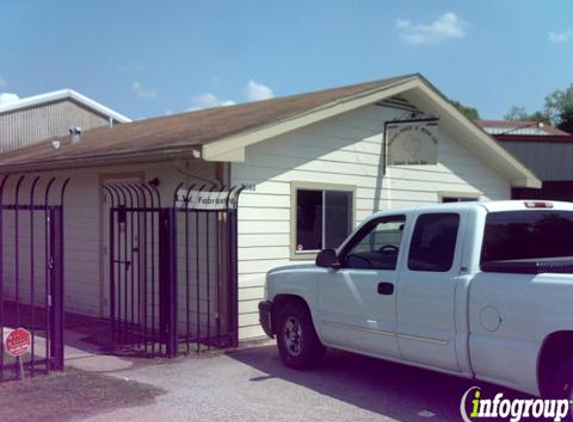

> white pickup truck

[{"left": 259, "top": 200, "right": 573, "bottom": 399}]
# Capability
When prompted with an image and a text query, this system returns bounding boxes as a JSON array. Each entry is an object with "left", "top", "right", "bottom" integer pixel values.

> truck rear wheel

[{"left": 276, "top": 301, "right": 325, "bottom": 370}]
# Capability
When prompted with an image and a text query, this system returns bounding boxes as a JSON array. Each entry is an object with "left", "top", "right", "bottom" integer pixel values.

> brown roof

[
  {"left": 0, "top": 74, "right": 416, "bottom": 170},
  {"left": 495, "top": 134, "right": 573, "bottom": 144},
  {"left": 476, "top": 119, "right": 570, "bottom": 136}
]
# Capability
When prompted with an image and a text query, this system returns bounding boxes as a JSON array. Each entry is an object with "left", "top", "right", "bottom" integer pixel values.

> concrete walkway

[{"left": 63, "top": 329, "right": 134, "bottom": 373}]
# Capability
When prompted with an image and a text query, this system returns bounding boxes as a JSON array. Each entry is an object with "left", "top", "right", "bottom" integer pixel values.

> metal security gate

[
  {"left": 0, "top": 175, "right": 69, "bottom": 381},
  {"left": 103, "top": 181, "right": 243, "bottom": 358}
]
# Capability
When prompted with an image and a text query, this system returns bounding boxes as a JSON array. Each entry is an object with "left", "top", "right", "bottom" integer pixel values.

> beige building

[{"left": 0, "top": 74, "right": 540, "bottom": 342}]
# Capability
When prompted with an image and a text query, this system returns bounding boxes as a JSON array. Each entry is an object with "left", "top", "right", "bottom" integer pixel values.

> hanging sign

[{"left": 387, "top": 121, "right": 439, "bottom": 166}]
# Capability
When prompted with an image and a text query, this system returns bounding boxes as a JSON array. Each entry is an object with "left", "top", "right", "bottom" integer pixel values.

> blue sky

[{"left": 1, "top": 0, "right": 572, "bottom": 120}]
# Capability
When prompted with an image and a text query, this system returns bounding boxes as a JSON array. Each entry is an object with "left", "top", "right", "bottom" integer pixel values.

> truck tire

[
  {"left": 549, "top": 358, "right": 573, "bottom": 421},
  {"left": 276, "top": 301, "right": 325, "bottom": 370}
]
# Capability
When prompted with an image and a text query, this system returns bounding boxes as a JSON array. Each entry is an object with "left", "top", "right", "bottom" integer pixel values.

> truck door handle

[{"left": 377, "top": 282, "right": 394, "bottom": 295}]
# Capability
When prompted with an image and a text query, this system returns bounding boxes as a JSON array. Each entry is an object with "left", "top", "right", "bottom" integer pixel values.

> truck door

[
  {"left": 395, "top": 209, "right": 467, "bottom": 372},
  {"left": 318, "top": 214, "right": 407, "bottom": 359}
]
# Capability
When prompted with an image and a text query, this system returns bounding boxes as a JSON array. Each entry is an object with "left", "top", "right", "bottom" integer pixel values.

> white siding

[
  {"left": 1, "top": 160, "right": 217, "bottom": 318},
  {"left": 232, "top": 104, "right": 511, "bottom": 338}
]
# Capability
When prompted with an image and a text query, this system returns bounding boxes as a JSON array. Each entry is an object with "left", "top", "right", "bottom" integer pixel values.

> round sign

[{"left": 5, "top": 328, "right": 32, "bottom": 357}]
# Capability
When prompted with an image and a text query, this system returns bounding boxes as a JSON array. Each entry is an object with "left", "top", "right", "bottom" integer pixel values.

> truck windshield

[{"left": 481, "top": 210, "right": 573, "bottom": 262}]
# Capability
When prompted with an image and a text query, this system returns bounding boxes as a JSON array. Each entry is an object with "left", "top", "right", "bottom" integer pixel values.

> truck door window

[
  {"left": 343, "top": 215, "right": 406, "bottom": 270},
  {"left": 408, "top": 213, "right": 460, "bottom": 272}
]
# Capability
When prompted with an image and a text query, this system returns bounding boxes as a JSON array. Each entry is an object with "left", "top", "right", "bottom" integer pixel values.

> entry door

[
  {"left": 318, "top": 215, "right": 406, "bottom": 359},
  {"left": 101, "top": 175, "right": 144, "bottom": 318},
  {"left": 396, "top": 210, "right": 467, "bottom": 372}
]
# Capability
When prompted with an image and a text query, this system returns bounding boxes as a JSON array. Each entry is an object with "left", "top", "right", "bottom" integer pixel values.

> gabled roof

[
  {"left": 0, "top": 89, "right": 131, "bottom": 123},
  {"left": 0, "top": 75, "right": 414, "bottom": 165},
  {"left": 0, "top": 74, "right": 540, "bottom": 188}
]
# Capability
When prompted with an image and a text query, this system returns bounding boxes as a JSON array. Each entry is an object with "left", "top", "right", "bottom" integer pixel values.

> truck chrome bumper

[{"left": 258, "top": 300, "right": 274, "bottom": 338}]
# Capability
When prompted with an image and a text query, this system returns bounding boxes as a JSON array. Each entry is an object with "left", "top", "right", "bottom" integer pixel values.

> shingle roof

[{"left": 0, "top": 75, "right": 416, "bottom": 170}]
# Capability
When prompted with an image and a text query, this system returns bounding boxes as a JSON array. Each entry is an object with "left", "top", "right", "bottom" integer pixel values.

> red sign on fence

[{"left": 5, "top": 328, "right": 31, "bottom": 357}]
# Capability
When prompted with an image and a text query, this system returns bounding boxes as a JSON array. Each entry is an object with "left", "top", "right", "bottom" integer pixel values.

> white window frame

[{"left": 290, "top": 181, "right": 356, "bottom": 261}]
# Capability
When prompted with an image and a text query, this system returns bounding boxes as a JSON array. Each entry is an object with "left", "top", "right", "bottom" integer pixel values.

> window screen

[
  {"left": 324, "top": 191, "right": 352, "bottom": 249},
  {"left": 408, "top": 213, "right": 460, "bottom": 272}
]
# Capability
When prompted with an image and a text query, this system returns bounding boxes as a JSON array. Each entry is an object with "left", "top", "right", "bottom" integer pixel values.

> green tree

[
  {"left": 505, "top": 84, "right": 573, "bottom": 134},
  {"left": 505, "top": 105, "right": 529, "bottom": 121},
  {"left": 544, "top": 84, "right": 573, "bottom": 134},
  {"left": 450, "top": 99, "right": 480, "bottom": 120},
  {"left": 505, "top": 106, "right": 550, "bottom": 124}
]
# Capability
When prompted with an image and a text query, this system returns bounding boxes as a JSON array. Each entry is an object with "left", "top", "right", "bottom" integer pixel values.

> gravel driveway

[{"left": 82, "top": 342, "right": 522, "bottom": 422}]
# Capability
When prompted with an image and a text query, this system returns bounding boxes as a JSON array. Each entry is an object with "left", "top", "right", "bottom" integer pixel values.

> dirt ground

[{"left": 0, "top": 367, "right": 165, "bottom": 422}]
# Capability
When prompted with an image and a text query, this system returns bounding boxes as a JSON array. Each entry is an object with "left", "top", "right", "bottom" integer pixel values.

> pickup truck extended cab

[{"left": 259, "top": 200, "right": 573, "bottom": 399}]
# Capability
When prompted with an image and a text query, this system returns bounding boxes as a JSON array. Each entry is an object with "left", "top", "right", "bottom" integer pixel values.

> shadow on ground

[{"left": 228, "top": 344, "right": 531, "bottom": 422}]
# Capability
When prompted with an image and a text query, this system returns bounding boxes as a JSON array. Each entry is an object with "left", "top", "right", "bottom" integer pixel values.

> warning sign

[{"left": 4, "top": 328, "right": 31, "bottom": 357}]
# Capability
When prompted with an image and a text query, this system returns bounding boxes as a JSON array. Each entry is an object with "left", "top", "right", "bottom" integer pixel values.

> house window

[
  {"left": 440, "top": 193, "right": 479, "bottom": 203},
  {"left": 294, "top": 187, "right": 353, "bottom": 255}
]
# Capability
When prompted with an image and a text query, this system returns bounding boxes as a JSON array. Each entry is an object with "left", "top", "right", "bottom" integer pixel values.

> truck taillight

[{"left": 524, "top": 201, "right": 553, "bottom": 209}]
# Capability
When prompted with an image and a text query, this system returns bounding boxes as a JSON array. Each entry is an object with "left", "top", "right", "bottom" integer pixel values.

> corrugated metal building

[
  {"left": 0, "top": 89, "right": 131, "bottom": 153},
  {"left": 476, "top": 120, "right": 573, "bottom": 201}
]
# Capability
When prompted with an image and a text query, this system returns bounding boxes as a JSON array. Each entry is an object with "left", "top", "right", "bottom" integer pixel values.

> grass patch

[{"left": 0, "top": 367, "right": 165, "bottom": 422}]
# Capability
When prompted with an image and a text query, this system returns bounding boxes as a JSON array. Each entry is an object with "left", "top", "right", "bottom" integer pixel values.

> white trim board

[{"left": 203, "top": 75, "right": 540, "bottom": 189}]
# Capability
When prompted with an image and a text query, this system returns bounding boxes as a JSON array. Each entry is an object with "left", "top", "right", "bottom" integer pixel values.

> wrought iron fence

[
  {"left": 0, "top": 175, "right": 69, "bottom": 381},
  {"left": 103, "top": 181, "right": 244, "bottom": 358}
]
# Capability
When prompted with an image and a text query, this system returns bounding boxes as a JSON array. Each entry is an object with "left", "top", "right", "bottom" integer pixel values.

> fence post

[
  {"left": 228, "top": 209, "right": 239, "bottom": 347},
  {"left": 49, "top": 207, "right": 64, "bottom": 371},
  {"left": 159, "top": 208, "right": 178, "bottom": 358},
  {"left": 0, "top": 205, "right": 4, "bottom": 381}
]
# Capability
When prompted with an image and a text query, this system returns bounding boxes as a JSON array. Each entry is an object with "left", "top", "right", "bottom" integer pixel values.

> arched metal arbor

[{"left": 103, "top": 181, "right": 245, "bottom": 358}]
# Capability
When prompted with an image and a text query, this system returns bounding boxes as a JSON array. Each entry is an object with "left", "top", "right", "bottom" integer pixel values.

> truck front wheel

[{"left": 276, "top": 301, "right": 325, "bottom": 370}]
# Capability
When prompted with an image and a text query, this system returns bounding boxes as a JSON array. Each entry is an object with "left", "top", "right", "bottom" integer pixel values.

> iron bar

[
  {"left": 0, "top": 175, "right": 9, "bottom": 381},
  {"left": 43, "top": 177, "right": 56, "bottom": 374},
  {"left": 14, "top": 175, "right": 25, "bottom": 324},
  {"left": 29, "top": 176, "right": 40, "bottom": 376},
  {"left": 115, "top": 184, "right": 132, "bottom": 347}
]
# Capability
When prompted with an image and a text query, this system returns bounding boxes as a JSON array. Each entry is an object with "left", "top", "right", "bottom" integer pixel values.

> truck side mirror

[{"left": 316, "top": 248, "right": 339, "bottom": 268}]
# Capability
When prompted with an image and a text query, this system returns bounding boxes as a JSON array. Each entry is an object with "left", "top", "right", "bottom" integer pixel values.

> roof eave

[
  {"left": 202, "top": 76, "right": 420, "bottom": 162},
  {"left": 0, "top": 146, "right": 201, "bottom": 174},
  {"left": 200, "top": 75, "right": 541, "bottom": 190},
  {"left": 403, "top": 79, "right": 542, "bottom": 189}
]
